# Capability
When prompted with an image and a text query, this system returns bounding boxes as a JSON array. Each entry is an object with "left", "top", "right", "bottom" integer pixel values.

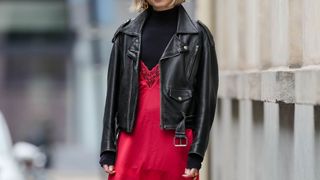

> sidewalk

[{"left": 46, "top": 169, "right": 103, "bottom": 180}]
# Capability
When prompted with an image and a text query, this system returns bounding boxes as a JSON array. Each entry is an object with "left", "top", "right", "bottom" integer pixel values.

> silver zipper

[
  {"left": 159, "top": 35, "right": 190, "bottom": 129},
  {"left": 158, "top": 34, "right": 177, "bottom": 129}
]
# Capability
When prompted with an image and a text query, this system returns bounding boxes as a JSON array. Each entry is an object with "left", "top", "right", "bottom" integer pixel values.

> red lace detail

[{"left": 139, "top": 60, "right": 160, "bottom": 88}]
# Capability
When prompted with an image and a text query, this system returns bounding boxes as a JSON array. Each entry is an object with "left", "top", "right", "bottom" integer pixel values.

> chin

[
  {"left": 150, "top": 1, "right": 171, "bottom": 9},
  {"left": 153, "top": 4, "right": 167, "bottom": 9}
]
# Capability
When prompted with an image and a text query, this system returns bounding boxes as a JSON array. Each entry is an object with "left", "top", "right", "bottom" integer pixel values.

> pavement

[{"left": 46, "top": 169, "right": 104, "bottom": 180}]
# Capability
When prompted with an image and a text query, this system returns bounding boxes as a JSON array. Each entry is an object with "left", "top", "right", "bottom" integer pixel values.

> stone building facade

[{"left": 195, "top": 0, "right": 320, "bottom": 179}]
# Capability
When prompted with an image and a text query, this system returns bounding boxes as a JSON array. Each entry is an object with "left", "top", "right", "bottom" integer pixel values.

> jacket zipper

[
  {"left": 187, "top": 45, "right": 199, "bottom": 80},
  {"left": 158, "top": 35, "right": 179, "bottom": 129},
  {"left": 159, "top": 54, "right": 182, "bottom": 130},
  {"left": 129, "top": 37, "right": 141, "bottom": 132},
  {"left": 159, "top": 36, "right": 188, "bottom": 129},
  {"left": 127, "top": 66, "right": 132, "bottom": 131},
  {"left": 159, "top": 57, "right": 164, "bottom": 129},
  {"left": 158, "top": 35, "right": 176, "bottom": 129}
]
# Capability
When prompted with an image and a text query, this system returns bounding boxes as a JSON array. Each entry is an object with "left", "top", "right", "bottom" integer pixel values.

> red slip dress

[{"left": 108, "top": 60, "right": 200, "bottom": 180}]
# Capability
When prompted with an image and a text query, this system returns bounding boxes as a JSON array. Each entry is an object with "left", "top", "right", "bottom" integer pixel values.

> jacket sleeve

[
  {"left": 188, "top": 21, "right": 219, "bottom": 159},
  {"left": 100, "top": 36, "right": 123, "bottom": 157}
]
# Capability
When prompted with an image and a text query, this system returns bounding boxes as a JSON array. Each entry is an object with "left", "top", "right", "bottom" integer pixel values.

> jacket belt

[{"left": 174, "top": 111, "right": 193, "bottom": 147}]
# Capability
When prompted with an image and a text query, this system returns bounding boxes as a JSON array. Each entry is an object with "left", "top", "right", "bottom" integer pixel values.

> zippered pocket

[{"left": 186, "top": 44, "right": 199, "bottom": 80}]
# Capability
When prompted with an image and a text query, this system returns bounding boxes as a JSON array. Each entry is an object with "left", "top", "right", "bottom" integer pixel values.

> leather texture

[{"left": 100, "top": 4, "right": 219, "bottom": 160}]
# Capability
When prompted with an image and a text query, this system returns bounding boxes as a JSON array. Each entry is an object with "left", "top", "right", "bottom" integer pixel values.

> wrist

[
  {"left": 99, "top": 151, "right": 116, "bottom": 167},
  {"left": 187, "top": 153, "right": 203, "bottom": 170}
]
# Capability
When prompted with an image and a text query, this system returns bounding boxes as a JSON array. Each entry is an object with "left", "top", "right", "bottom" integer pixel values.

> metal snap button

[
  {"left": 178, "top": 96, "right": 182, "bottom": 101},
  {"left": 183, "top": 46, "right": 188, "bottom": 50}
]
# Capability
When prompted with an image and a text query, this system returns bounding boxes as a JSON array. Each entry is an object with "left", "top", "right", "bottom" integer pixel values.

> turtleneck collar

[{"left": 147, "top": 5, "right": 179, "bottom": 23}]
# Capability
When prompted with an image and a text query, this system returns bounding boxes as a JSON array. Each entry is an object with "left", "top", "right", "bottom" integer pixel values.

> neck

[
  {"left": 152, "top": 5, "right": 176, "bottom": 11},
  {"left": 148, "top": 5, "right": 179, "bottom": 19}
]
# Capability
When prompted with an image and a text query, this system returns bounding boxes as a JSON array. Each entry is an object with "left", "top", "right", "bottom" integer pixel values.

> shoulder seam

[{"left": 195, "top": 20, "right": 215, "bottom": 46}]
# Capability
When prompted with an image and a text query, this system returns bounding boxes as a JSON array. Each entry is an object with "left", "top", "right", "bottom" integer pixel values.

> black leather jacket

[{"left": 100, "top": 5, "right": 219, "bottom": 160}]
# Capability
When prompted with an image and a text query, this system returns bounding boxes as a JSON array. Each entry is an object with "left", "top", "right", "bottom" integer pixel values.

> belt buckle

[{"left": 173, "top": 136, "right": 188, "bottom": 147}]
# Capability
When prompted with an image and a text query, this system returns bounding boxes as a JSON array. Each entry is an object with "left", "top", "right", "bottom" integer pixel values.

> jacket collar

[{"left": 121, "top": 4, "right": 199, "bottom": 36}]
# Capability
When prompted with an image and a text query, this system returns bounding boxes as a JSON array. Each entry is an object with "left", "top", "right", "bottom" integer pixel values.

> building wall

[{"left": 195, "top": 0, "right": 320, "bottom": 180}]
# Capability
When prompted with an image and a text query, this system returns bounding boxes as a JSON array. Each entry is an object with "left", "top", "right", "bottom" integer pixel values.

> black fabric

[
  {"left": 187, "top": 153, "right": 203, "bottom": 169},
  {"left": 140, "top": 5, "right": 179, "bottom": 70},
  {"left": 99, "top": 5, "right": 203, "bottom": 170},
  {"left": 99, "top": 151, "right": 116, "bottom": 167}
]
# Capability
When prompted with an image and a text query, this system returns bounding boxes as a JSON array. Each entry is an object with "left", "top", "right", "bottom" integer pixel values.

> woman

[{"left": 99, "top": 0, "right": 219, "bottom": 179}]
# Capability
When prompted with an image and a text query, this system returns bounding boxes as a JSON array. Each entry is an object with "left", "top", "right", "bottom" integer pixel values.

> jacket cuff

[
  {"left": 99, "top": 151, "right": 116, "bottom": 167},
  {"left": 187, "top": 153, "right": 203, "bottom": 170},
  {"left": 100, "top": 142, "right": 117, "bottom": 157}
]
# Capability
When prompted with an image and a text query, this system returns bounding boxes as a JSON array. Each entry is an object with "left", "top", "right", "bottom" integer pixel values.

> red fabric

[{"left": 108, "top": 60, "right": 199, "bottom": 180}]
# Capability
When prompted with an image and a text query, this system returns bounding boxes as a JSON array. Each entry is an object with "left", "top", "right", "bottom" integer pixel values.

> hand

[
  {"left": 103, "top": 164, "right": 116, "bottom": 175},
  {"left": 182, "top": 168, "right": 199, "bottom": 180}
]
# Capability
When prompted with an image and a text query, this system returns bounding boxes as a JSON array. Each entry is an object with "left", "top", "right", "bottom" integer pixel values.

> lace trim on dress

[{"left": 139, "top": 60, "right": 160, "bottom": 88}]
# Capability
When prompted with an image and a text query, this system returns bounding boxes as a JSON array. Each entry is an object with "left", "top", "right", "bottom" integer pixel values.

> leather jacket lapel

[
  {"left": 124, "top": 5, "right": 199, "bottom": 64},
  {"left": 160, "top": 34, "right": 183, "bottom": 60},
  {"left": 127, "top": 37, "right": 139, "bottom": 61}
]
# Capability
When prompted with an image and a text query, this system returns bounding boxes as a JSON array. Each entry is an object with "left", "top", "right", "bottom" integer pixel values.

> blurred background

[{"left": 0, "top": 0, "right": 319, "bottom": 180}]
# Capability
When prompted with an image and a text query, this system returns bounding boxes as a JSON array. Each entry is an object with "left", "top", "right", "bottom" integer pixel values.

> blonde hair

[{"left": 131, "top": 0, "right": 186, "bottom": 12}]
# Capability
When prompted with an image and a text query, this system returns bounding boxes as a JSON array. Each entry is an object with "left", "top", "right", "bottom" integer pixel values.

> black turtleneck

[
  {"left": 100, "top": 5, "right": 203, "bottom": 170},
  {"left": 140, "top": 5, "right": 179, "bottom": 70}
]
